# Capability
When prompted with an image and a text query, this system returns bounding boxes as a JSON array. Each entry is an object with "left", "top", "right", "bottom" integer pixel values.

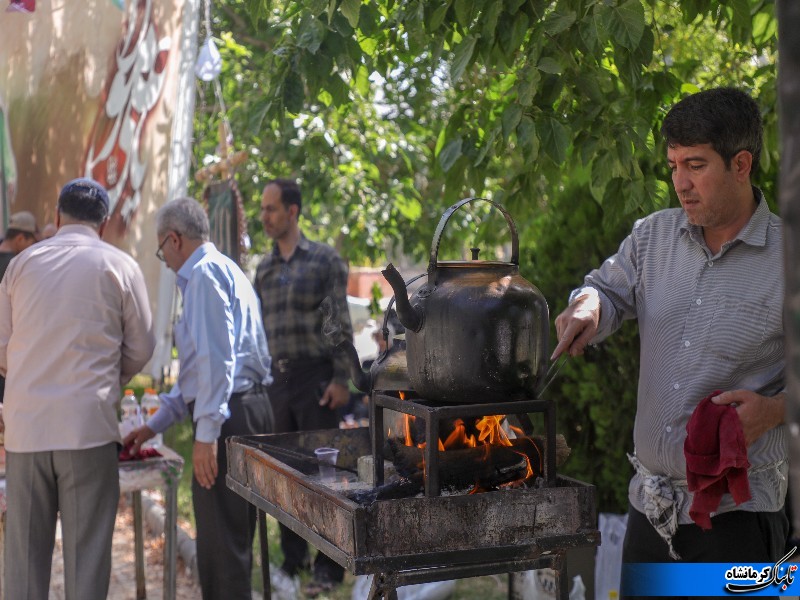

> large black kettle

[{"left": 381, "top": 198, "right": 550, "bottom": 403}]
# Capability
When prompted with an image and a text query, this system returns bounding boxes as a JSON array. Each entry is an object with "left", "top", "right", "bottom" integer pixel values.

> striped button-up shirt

[
  {"left": 572, "top": 189, "right": 786, "bottom": 523},
  {"left": 254, "top": 234, "right": 353, "bottom": 385}
]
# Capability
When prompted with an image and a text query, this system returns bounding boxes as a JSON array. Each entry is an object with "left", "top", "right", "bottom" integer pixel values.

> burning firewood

[
  {"left": 386, "top": 434, "right": 570, "bottom": 482},
  {"left": 346, "top": 434, "right": 570, "bottom": 504}
]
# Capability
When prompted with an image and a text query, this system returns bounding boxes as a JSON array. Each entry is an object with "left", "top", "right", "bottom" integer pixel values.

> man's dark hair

[
  {"left": 268, "top": 178, "right": 302, "bottom": 215},
  {"left": 57, "top": 178, "right": 109, "bottom": 225},
  {"left": 660, "top": 87, "right": 763, "bottom": 173}
]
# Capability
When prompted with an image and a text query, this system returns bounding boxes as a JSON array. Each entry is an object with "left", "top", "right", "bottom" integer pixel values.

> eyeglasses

[{"left": 155, "top": 231, "right": 181, "bottom": 262}]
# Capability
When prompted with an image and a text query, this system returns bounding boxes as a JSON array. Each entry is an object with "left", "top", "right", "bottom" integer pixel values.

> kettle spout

[
  {"left": 381, "top": 263, "right": 423, "bottom": 333},
  {"left": 335, "top": 340, "right": 371, "bottom": 393}
]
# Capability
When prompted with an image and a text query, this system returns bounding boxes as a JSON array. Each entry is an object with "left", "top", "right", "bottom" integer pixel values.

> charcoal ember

[
  {"left": 345, "top": 475, "right": 424, "bottom": 504},
  {"left": 387, "top": 437, "right": 537, "bottom": 485}
]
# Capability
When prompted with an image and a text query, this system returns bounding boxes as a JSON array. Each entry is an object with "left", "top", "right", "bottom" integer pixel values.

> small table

[{"left": 0, "top": 444, "right": 184, "bottom": 600}]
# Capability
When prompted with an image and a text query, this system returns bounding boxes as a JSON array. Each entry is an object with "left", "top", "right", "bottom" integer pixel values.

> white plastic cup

[{"left": 314, "top": 447, "right": 340, "bottom": 481}]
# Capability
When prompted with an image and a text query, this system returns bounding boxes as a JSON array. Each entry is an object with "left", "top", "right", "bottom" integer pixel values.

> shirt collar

[
  {"left": 270, "top": 233, "right": 310, "bottom": 261},
  {"left": 176, "top": 242, "right": 216, "bottom": 292},
  {"left": 54, "top": 224, "right": 101, "bottom": 239},
  {"left": 679, "top": 186, "right": 770, "bottom": 249}
]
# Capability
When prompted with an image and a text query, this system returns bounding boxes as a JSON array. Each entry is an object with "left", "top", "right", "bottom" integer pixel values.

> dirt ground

[{"left": 48, "top": 497, "right": 202, "bottom": 600}]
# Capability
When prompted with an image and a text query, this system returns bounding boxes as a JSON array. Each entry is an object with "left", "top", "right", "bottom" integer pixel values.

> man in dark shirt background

[{"left": 254, "top": 178, "right": 353, "bottom": 597}]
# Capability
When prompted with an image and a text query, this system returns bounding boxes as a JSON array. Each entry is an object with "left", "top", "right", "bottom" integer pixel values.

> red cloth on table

[
  {"left": 118, "top": 444, "right": 161, "bottom": 462},
  {"left": 684, "top": 391, "right": 751, "bottom": 530},
  {"left": 6, "top": 0, "right": 35, "bottom": 13}
]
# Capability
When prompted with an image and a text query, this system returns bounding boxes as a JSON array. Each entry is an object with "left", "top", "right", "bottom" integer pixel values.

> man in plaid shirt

[{"left": 254, "top": 178, "right": 353, "bottom": 596}]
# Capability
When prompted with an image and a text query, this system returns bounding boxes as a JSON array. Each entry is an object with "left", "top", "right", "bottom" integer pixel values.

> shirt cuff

[
  {"left": 195, "top": 417, "right": 222, "bottom": 444},
  {"left": 146, "top": 405, "right": 175, "bottom": 435}
]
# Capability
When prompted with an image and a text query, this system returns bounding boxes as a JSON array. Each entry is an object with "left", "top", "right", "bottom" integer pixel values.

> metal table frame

[{"left": 227, "top": 429, "right": 599, "bottom": 600}]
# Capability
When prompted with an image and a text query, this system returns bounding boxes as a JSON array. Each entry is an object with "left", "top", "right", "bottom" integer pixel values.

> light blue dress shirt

[{"left": 147, "top": 243, "right": 272, "bottom": 443}]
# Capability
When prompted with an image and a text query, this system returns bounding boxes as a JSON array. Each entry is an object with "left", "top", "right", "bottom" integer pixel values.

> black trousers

[
  {"left": 621, "top": 505, "right": 789, "bottom": 600},
  {"left": 190, "top": 384, "right": 274, "bottom": 600},
  {"left": 268, "top": 358, "right": 345, "bottom": 583}
]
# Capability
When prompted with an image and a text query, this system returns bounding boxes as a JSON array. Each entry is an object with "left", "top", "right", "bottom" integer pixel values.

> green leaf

[
  {"left": 283, "top": 72, "right": 305, "bottom": 113},
  {"left": 358, "top": 35, "right": 378, "bottom": 54},
  {"left": 450, "top": 35, "right": 477, "bottom": 82},
  {"left": 434, "top": 127, "right": 447, "bottom": 156},
  {"left": 481, "top": 1, "right": 503, "bottom": 41},
  {"left": 680, "top": 82, "right": 701, "bottom": 95},
  {"left": 317, "top": 89, "right": 333, "bottom": 107},
  {"left": 516, "top": 68, "right": 540, "bottom": 106},
  {"left": 539, "top": 116, "right": 569, "bottom": 163},
  {"left": 340, "top": 0, "right": 361, "bottom": 28},
  {"left": 590, "top": 151, "right": 615, "bottom": 202},
  {"left": 517, "top": 115, "right": 538, "bottom": 159},
  {"left": 327, "top": 75, "right": 350, "bottom": 106},
  {"left": 474, "top": 126, "right": 499, "bottom": 166},
  {"left": 297, "top": 15, "right": 327, "bottom": 54},
  {"left": 429, "top": 2, "right": 451, "bottom": 31},
  {"left": 542, "top": 10, "right": 576, "bottom": 36},
  {"left": 502, "top": 104, "right": 523, "bottom": 140},
  {"left": 728, "top": 0, "right": 750, "bottom": 30},
  {"left": 394, "top": 195, "right": 423, "bottom": 220},
  {"left": 537, "top": 57, "right": 562, "bottom": 74},
  {"left": 579, "top": 10, "right": 607, "bottom": 54},
  {"left": 645, "top": 177, "right": 670, "bottom": 211},
  {"left": 601, "top": 0, "right": 644, "bottom": 51},
  {"left": 455, "top": 0, "right": 473, "bottom": 26},
  {"left": 307, "top": 0, "right": 328, "bottom": 15},
  {"left": 438, "top": 137, "right": 463, "bottom": 172},
  {"left": 509, "top": 13, "right": 530, "bottom": 50},
  {"left": 752, "top": 10, "right": 777, "bottom": 46},
  {"left": 354, "top": 65, "right": 370, "bottom": 96}
]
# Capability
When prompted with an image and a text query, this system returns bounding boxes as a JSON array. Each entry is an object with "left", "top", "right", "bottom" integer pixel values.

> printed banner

[{"left": 0, "top": 0, "right": 200, "bottom": 375}]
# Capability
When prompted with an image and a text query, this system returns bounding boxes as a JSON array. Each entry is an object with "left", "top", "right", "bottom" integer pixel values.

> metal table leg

[
  {"left": 367, "top": 574, "right": 399, "bottom": 600},
  {"left": 163, "top": 480, "right": 178, "bottom": 600},
  {"left": 258, "top": 509, "right": 271, "bottom": 600},
  {"left": 132, "top": 491, "right": 146, "bottom": 599}
]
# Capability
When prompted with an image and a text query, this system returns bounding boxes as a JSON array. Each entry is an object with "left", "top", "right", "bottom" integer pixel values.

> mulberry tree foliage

[{"left": 199, "top": 0, "right": 778, "bottom": 511}]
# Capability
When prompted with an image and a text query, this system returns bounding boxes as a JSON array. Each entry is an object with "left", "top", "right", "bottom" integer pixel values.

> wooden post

[{"left": 194, "top": 122, "right": 248, "bottom": 183}]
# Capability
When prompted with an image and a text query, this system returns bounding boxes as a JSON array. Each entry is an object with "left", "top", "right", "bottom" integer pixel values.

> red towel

[{"left": 684, "top": 391, "right": 751, "bottom": 530}]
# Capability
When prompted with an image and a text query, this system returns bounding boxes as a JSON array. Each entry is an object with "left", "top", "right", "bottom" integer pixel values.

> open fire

[
  {"left": 368, "top": 389, "right": 571, "bottom": 502},
  {"left": 392, "top": 412, "right": 541, "bottom": 493}
]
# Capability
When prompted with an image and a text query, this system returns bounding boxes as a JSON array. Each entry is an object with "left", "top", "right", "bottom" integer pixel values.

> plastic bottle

[
  {"left": 119, "top": 389, "right": 142, "bottom": 438},
  {"left": 140, "top": 388, "right": 162, "bottom": 448}
]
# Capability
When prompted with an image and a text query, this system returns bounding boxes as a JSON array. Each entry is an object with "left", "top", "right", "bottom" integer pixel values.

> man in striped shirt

[{"left": 552, "top": 88, "right": 787, "bottom": 573}]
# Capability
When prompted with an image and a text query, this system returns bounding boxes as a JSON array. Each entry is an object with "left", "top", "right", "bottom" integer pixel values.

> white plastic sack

[
  {"left": 269, "top": 566, "right": 299, "bottom": 600},
  {"left": 594, "top": 512, "right": 628, "bottom": 600},
  {"left": 511, "top": 570, "right": 586, "bottom": 600},
  {"left": 351, "top": 575, "right": 456, "bottom": 600},
  {"left": 195, "top": 37, "right": 222, "bottom": 81}
]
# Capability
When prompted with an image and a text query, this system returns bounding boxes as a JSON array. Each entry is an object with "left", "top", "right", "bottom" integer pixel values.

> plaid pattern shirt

[{"left": 254, "top": 234, "right": 353, "bottom": 384}]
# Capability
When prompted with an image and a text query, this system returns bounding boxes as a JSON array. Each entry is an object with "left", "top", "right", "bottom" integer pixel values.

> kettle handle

[{"left": 428, "top": 197, "right": 520, "bottom": 276}]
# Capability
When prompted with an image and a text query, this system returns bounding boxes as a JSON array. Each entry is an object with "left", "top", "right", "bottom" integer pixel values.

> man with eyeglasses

[
  {"left": 254, "top": 178, "right": 353, "bottom": 596},
  {"left": 0, "top": 178, "right": 154, "bottom": 599},
  {"left": 126, "top": 196, "right": 273, "bottom": 600}
]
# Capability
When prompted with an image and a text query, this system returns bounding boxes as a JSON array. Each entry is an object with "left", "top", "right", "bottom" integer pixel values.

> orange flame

[{"left": 396, "top": 411, "right": 539, "bottom": 491}]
